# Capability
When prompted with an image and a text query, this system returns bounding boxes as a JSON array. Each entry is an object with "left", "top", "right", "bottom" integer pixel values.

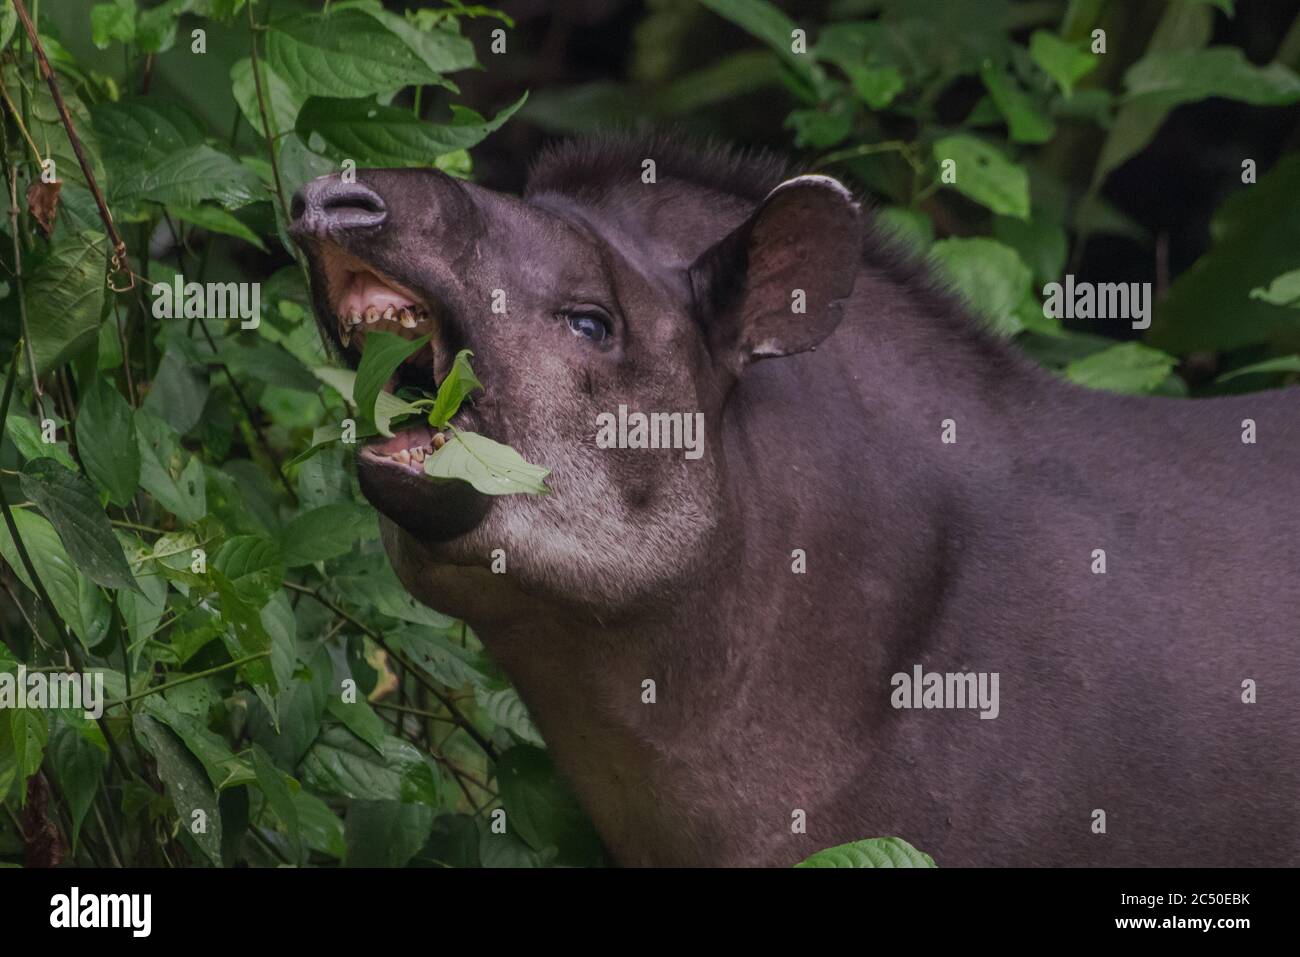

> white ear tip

[{"left": 764, "top": 173, "right": 858, "bottom": 207}]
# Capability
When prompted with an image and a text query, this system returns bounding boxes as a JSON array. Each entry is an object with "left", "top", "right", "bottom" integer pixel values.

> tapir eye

[{"left": 561, "top": 308, "right": 611, "bottom": 343}]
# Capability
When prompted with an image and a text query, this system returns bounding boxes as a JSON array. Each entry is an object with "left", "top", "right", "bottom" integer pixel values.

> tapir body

[{"left": 291, "top": 135, "right": 1300, "bottom": 867}]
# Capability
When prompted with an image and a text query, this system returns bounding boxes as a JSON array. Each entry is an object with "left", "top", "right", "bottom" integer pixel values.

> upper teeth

[{"left": 337, "top": 303, "right": 432, "bottom": 347}]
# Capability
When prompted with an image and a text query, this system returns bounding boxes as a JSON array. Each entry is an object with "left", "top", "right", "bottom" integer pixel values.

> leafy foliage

[
  {"left": 0, "top": 0, "right": 1296, "bottom": 870},
  {"left": 0, "top": 0, "right": 586, "bottom": 869}
]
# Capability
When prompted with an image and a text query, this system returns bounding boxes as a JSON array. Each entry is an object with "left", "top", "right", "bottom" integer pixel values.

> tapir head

[{"left": 289, "top": 137, "right": 861, "bottom": 621}]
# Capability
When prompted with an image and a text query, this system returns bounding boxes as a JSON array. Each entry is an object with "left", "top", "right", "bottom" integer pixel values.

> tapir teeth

[
  {"left": 383, "top": 306, "right": 396, "bottom": 322},
  {"left": 364, "top": 305, "right": 380, "bottom": 324},
  {"left": 398, "top": 308, "right": 417, "bottom": 328}
]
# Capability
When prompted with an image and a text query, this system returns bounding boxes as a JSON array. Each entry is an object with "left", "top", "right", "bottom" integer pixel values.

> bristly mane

[{"left": 524, "top": 131, "right": 797, "bottom": 204}]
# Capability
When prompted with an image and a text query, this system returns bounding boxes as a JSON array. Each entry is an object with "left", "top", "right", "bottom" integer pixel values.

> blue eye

[{"left": 566, "top": 312, "right": 610, "bottom": 343}]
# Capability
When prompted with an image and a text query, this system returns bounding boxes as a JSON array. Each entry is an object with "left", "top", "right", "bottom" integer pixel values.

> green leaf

[
  {"left": 654, "top": 50, "right": 785, "bottom": 115},
  {"left": 994, "top": 214, "right": 1067, "bottom": 286},
  {"left": 795, "top": 836, "right": 936, "bottom": 868},
  {"left": 48, "top": 722, "right": 106, "bottom": 850},
  {"left": 142, "top": 349, "right": 209, "bottom": 436},
  {"left": 135, "top": 0, "right": 201, "bottom": 54},
  {"left": 212, "top": 536, "right": 285, "bottom": 609},
  {"left": 25, "top": 234, "right": 108, "bottom": 377},
  {"left": 214, "top": 340, "right": 318, "bottom": 393},
  {"left": 1249, "top": 269, "right": 1300, "bottom": 308},
  {"left": 210, "top": 571, "right": 277, "bottom": 692},
  {"left": 1124, "top": 47, "right": 1300, "bottom": 109},
  {"left": 142, "top": 697, "right": 255, "bottom": 791},
  {"left": 9, "top": 709, "right": 48, "bottom": 799},
  {"left": 136, "top": 714, "right": 223, "bottom": 865},
  {"left": 1090, "top": 1, "right": 1213, "bottom": 188},
  {"left": 230, "top": 58, "right": 304, "bottom": 139},
  {"left": 353, "top": 331, "right": 430, "bottom": 436},
  {"left": 76, "top": 376, "right": 140, "bottom": 506},
  {"left": 1151, "top": 155, "right": 1300, "bottom": 352},
  {"left": 92, "top": 97, "right": 205, "bottom": 166},
  {"left": 293, "top": 788, "right": 345, "bottom": 859},
  {"left": 423, "top": 431, "right": 550, "bottom": 496},
  {"left": 0, "top": 5, "right": 16, "bottom": 51},
  {"left": 427, "top": 349, "right": 483, "bottom": 428},
  {"left": 344, "top": 800, "right": 435, "bottom": 867},
  {"left": 135, "top": 410, "right": 206, "bottom": 524},
  {"left": 814, "top": 26, "right": 903, "bottom": 109},
  {"left": 395, "top": 625, "right": 498, "bottom": 690},
  {"left": 300, "top": 724, "right": 439, "bottom": 805},
  {"left": 249, "top": 648, "right": 329, "bottom": 766},
  {"left": 296, "top": 94, "right": 527, "bottom": 167},
  {"left": 91, "top": 0, "right": 137, "bottom": 49},
  {"left": 0, "top": 509, "right": 108, "bottom": 647},
  {"left": 112, "top": 144, "right": 264, "bottom": 210},
  {"left": 359, "top": 5, "right": 476, "bottom": 76},
  {"left": 19, "top": 458, "right": 139, "bottom": 592},
  {"left": 930, "top": 238, "right": 1034, "bottom": 337},
  {"left": 980, "top": 62, "right": 1054, "bottom": 144},
  {"left": 1215, "top": 355, "right": 1300, "bottom": 383},
  {"left": 169, "top": 205, "right": 268, "bottom": 252},
  {"left": 325, "top": 696, "right": 387, "bottom": 755},
  {"left": 1064, "top": 342, "right": 1179, "bottom": 394},
  {"left": 3, "top": 415, "right": 78, "bottom": 471},
  {"left": 278, "top": 503, "right": 378, "bottom": 567},
  {"left": 784, "top": 101, "right": 854, "bottom": 150},
  {"left": 696, "top": 0, "right": 816, "bottom": 82},
  {"left": 265, "top": 10, "right": 450, "bottom": 99},
  {"left": 118, "top": 553, "right": 168, "bottom": 652},
  {"left": 932, "top": 135, "right": 1030, "bottom": 219},
  {"left": 250, "top": 745, "right": 302, "bottom": 862},
  {"left": 1028, "top": 32, "right": 1097, "bottom": 97},
  {"left": 496, "top": 745, "right": 603, "bottom": 866},
  {"left": 475, "top": 686, "right": 544, "bottom": 747},
  {"left": 333, "top": 563, "right": 457, "bottom": 629}
]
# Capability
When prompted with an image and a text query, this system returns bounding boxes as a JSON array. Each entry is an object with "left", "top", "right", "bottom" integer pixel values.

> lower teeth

[{"left": 388, "top": 434, "right": 443, "bottom": 464}]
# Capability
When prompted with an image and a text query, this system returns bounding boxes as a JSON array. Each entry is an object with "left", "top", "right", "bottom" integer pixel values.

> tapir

[{"left": 289, "top": 134, "right": 1300, "bottom": 867}]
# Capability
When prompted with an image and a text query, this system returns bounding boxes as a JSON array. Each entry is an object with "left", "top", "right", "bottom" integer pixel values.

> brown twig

[
  {"left": 283, "top": 581, "right": 500, "bottom": 761},
  {"left": 10, "top": 0, "right": 132, "bottom": 291},
  {"left": 246, "top": 0, "right": 290, "bottom": 223}
]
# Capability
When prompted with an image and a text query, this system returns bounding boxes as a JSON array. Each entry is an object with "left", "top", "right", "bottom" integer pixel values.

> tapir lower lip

[{"left": 357, "top": 449, "right": 492, "bottom": 543}]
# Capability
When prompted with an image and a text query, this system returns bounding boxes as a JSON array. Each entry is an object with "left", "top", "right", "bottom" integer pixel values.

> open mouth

[
  {"left": 359, "top": 423, "right": 453, "bottom": 476},
  {"left": 299, "top": 234, "right": 494, "bottom": 544},
  {"left": 309, "top": 244, "right": 484, "bottom": 485},
  {"left": 318, "top": 245, "right": 441, "bottom": 365}
]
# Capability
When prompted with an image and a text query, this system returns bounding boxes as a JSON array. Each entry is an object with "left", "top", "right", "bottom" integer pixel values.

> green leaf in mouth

[
  {"left": 313, "top": 348, "right": 548, "bottom": 496},
  {"left": 427, "top": 348, "right": 483, "bottom": 429},
  {"left": 423, "top": 430, "right": 550, "bottom": 497},
  {"left": 352, "top": 330, "right": 431, "bottom": 437}
]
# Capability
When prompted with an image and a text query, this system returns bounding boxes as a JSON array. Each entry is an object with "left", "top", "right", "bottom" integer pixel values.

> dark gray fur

[{"left": 292, "top": 134, "right": 1300, "bottom": 867}]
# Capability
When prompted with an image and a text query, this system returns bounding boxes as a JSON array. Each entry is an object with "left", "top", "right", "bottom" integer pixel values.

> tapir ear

[{"left": 688, "top": 174, "right": 860, "bottom": 370}]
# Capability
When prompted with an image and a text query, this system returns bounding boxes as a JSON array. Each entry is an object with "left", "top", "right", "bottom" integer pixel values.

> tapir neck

[{"left": 476, "top": 280, "right": 1069, "bottom": 866}]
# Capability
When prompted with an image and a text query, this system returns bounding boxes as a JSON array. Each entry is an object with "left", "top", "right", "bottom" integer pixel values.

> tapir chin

[{"left": 289, "top": 134, "right": 1299, "bottom": 867}]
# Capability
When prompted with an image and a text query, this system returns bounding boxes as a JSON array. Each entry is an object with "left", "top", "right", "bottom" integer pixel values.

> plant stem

[
  {"left": 106, "top": 651, "right": 272, "bottom": 710},
  {"left": 11, "top": 0, "right": 132, "bottom": 290},
  {"left": 246, "top": 0, "right": 290, "bottom": 222},
  {"left": 283, "top": 581, "right": 500, "bottom": 761},
  {"left": 2, "top": 133, "right": 42, "bottom": 410}
]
